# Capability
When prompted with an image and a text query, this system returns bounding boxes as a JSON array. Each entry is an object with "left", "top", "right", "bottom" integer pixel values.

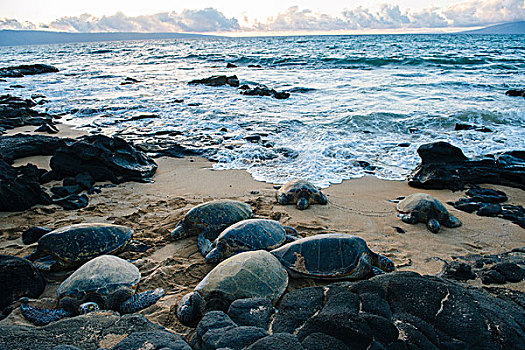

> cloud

[
  {"left": 43, "top": 8, "right": 239, "bottom": 33},
  {"left": 0, "top": 1, "right": 523, "bottom": 33}
]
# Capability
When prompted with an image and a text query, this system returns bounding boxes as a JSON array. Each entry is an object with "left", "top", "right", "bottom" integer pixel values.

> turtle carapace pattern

[
  {"left": 277, "top": 179, "right": 327, "bottom": 210},
  {"left": 21, "top": 255, "right": 164, "bottom": 326}
]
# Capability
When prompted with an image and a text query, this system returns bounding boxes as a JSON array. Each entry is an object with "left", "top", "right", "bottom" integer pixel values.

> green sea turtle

[
  {"left": 204, "top": 219, "right": 301, "bottom": 264},
  {"left": 171, "top": 200, "right": 253, "bottom": 256},
  {"left": 277, "top": 179, "right": 327, "bottom": 210},
  {"left": 177, "top": 250, "right": 288, "bottom": 326},
  {"left": 396, "top": 193, "right": 462, "bottom": 233},
  {"left": 271, "top": 233, "right": 395, "bottom": 279},
  {"left": 21, "top": 255, "right": 164, "bottom": 326},
  {"left": 26, "top": 223, "right": 144, "bottom": 271}
]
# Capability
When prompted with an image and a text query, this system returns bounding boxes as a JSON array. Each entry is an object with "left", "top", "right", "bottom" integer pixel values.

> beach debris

[
  {"left": 0, "top": 64, "right": 59, "bottom": 78},
  {"left": 26, "top": 223, "right": 136, "bottom": 271},
  {"left": 407, "top": 141, "right": 525, "bottom": 191},
  {"left": 170, "top": 200, "right": 253, "bottom": 256},
  {"left": 204, "top": 219, "right": 301, "bottom": 264},
  {"left": 277, "top": 179, "right": 327, "bottom": 210},
  {"left": 0, "top": 255, "right": 46, "bottom": 319},
  {"left": 448, "top": 186, "right": 525, "bottom": 228},
  {"left": 271, "top": 234, "right": 395, "bottom": 279},
  {"left": 189, "top": 75, "right": 240, "bottom": 87},
  {"left": 176, "top": 250, "right": 288, "bottom": 326},
  {"left": 396, "top": 193, "right": 461, "bottom": 233},
  {"left": 21, "top": 255, "right": 164, "bottom": 326}
]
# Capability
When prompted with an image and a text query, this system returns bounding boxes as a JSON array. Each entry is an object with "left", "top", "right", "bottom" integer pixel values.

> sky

[{"left": 1, "top": 0, "right": 524, "bottom": 34}]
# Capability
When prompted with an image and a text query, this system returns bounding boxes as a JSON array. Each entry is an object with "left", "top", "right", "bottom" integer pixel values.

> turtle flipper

[
  {"left": 176, "top": 291, "right": 205, "bottom": 327},
  {"left": 370, "top": 266, "right": 386, "bottom": 276},
  {"left": 278, "top": 193, "right": 288, "bottom": 205},
  {"left": 315, "top": 192, "right": 328, "bottom": 205},
  {"left": 125, "top": 240, "right": 151, "bottom": 252},
  {"left": 170, "top": 224, "right": 187, "bottom": 240},
  {"left": 118, "top": 288, "right": 164, "bottom": 314},
  {"left": 444, "top": 215, "right": 462, "bottom": 228},
  {"left": 21, "top": 304, "right": 71, "bottom": 326},
  {"left": 198, "top": 233, "right": 214, "bottom": 257},
  {"left": 297, "top": 197, "right": 310, "bottom": 210},
  {"left": 205, "top": 248, "right": 221, "bottom": 264},
  {"left": 401, "top": 213, "right": 418, "bottom": 224},
  {"left": 32, "top": 256, "right": 58, "bottom": 271},
  {"left": 427, "top": 218, "right": 440, "bottom": 233}
]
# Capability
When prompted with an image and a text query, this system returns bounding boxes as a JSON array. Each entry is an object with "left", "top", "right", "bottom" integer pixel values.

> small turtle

[
  {"left": 0, "top": 255, "right": 45, "bottom": 317},
  {"left": 277, "top": 179, "right": 327, "bottom": 210},
  {"left": 204, "top": 219, "right": 301, "bottom": 264},
  {"left": 396, "top": 193, "right": 462, "bottom": 233},
  {"left": 177, "top": 250, "right": 288, "bottom": 326},
  {"left": 271, "top": 233, "right": 395, "bottom": 279},
  {"left": 26, "top": 223, "right": 145, "bottom": 271},
  {"left": 171, "top": 200, "right": 253, "bottom": 256},
  {"left": 21, "top": 255, "right": 164, "bottom": 326}
]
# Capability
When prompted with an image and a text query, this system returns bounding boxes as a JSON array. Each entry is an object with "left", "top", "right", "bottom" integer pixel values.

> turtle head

[
  {"left": 426, "top": 218, "right": 440, "bottom": 233},
  {"left": 205, "top": 248, "right": 222, "bottom": 264},
  {"left": 79, "top": 302, "right": 100, "bottom": 314},
  {"left": 170, "top": 224, "right": 186, "bottom": 240},
  {"left": 296, "top": 197, "right": 310, "bottom": 210},
  {"left": 177, "top": 291, "right": 205, "bottom": 327},
  {"left": 378, "top": 255, "right": 395, "bottom": 272}
]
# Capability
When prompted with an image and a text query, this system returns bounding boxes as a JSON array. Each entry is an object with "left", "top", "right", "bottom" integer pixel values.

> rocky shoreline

[{"left": 0, "top": 68, "right": 524, "bottom": 349}]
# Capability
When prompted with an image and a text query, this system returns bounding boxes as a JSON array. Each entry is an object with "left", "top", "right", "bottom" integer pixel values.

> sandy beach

[{"left": 1, "top": 125, "right": 524, "bottom": 338}]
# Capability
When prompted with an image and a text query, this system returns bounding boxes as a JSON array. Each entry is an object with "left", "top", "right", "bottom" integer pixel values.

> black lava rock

[
  {"left": 0, "top": 255, "right": 45, "bottom": 314},
  {"left": 0, "top": 134, "right": 67, "bottom": 164},
  {"left": 50, "top": 135, "right": 157, "bottom": 183},
  {"left": 204, "top": 326, "right": 268, "bottom": 350},
  {"left": 22, "top": 226, "right": 52, "bottom": 245},
  {"left": 53, "top": 194, "right": 89, "bottom": 210},
  {"left": 476, "top": 203, "right": 502, "bottom": 217},
  {"left": 505, "top": 89, "right": 525, "bottom": 97},
  {"left": 492, "top": 262, "right": 525, "bottom": 283},
  {"left": 438, "top": 261, "right": 476, "bottom": 281},
  {"left": 465, "top": 187, "right": 508, "bottom": 203},
  {"left": 0, "top": 64, "right": 59, "bottom": 78},
  {"left": 0, "top": 313, "right": 170, "bottom": 350},
  {"left": 227, "top": 298, "right": 273, "bottom": 329},
  {"left": 0, "top": 160, "right": 51, "bottom": 211},
  {"left": 240, "top": 85, "right": 290, "bottom": 99},
  {"left": 50, "top": 185, "right": 83, "bottom": 198},
  {"left": 189, "top": 75, "right": 239, "bottom": 87},
  {"left": 246, "top": 333, "right": 304, "bottom": 350},
  {"left": 481, "top": 270, "right": 506, "bottom": 284},
  {"left": 408, "top": 142, "right": 525, "bottom": 190},
  {"left": 301, "top": 332, "right": 350, "bottom": 350}
]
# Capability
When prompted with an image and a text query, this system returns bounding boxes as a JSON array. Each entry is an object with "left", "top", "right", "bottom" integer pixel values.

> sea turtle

[
  {"left": 0, "top": 255, "right": 45, "bottom": 317},
  {"left": 21, "top": 255, "right": 164, "bottom": 326},
  {"left": 171, "top": 200, "right": 253, "bottom": 256},
  {"left": 270, "top": 233, "right": 395, "bottom": 279},
  {"left": 204, "top": 219, "right": 301, "bottom": 264},
  {"left": 396, "top": 193, "right": 462, "bottom": 233},
  {"left": 176, "top": 250, "right": 288, "bottom": 326},
  {"left": 26, "top": 223, "right": 143, "bottom": 271},
  {"left": 277, "top": 179, "right": 327, "bottom": 210}
]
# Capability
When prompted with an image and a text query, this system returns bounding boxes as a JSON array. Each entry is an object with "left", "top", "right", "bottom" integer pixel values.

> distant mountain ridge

[
  {"left": 459, "top": 21, "right": 525, "bottom": 34},
  {"left": 0, "top": 30, "right": 216, "bottom": 46}
]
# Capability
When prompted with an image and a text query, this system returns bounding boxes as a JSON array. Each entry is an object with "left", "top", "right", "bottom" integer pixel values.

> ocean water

[{"left": 1, "top": 34, "right": 524, "bottom": 187}]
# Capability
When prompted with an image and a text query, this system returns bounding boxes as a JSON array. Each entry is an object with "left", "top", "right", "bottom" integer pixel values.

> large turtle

[
  {"left": 176, "top": 250, "right": 288, "bottom": 326},
  {"left": 21, "top": 255, "right": 164, "bottom": 326},
  {"left": 171, "top": 200, "right": 253, "bottom": 256},
  {"left": 396, "top": 193, "right": 462, "bottom": 233},
  {"left": 26, "top": 223, "right": 142, "bottom": 271},
  {"left": 271, "top": 233, "right": 395, "bottom": 279},
  {"left": 204, "top": 219, "right": 300, "bottom": 264},
  {"left": 0, "top": 255, "right": 45, "bottom": 318},
  {"left": 277, "top": 179, "right": 327, "bottom": 210}
]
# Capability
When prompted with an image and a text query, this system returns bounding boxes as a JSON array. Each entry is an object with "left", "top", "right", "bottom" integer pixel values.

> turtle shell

[
  {"left": 179, "top": 200, "right": 252, "bottom": 239},
  {"left": 57, "top": 255, "right": 139, "bottom": 301},
  {"left": 278, "top": 179, "right": 320, "bottom": 200},
  {"left": 196, "top": 250, "right": 288, "bottom": 305},
  {"left": 397, "top": 193, "right": 450, "bottom": 222},
  {"left": 214, "top": 219, "right": 287, "bottom": 258},
  {"left": 0, "top": 255, "right": 45, "bottom": 310},
  {"left": 270, "top": 233, "right": 374, "bottom": 279},
  {"left": 36, "top": 223, "right": 133, "bottom": 265}
]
